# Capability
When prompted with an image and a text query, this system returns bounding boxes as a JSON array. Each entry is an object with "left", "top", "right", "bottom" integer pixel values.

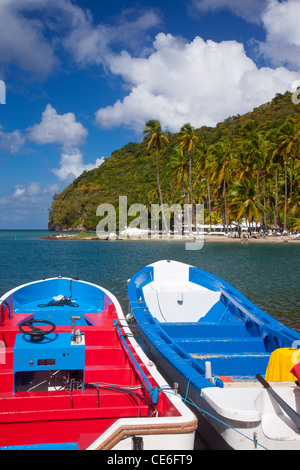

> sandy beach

[{"left": 41, "top": 233, "right": 300, "bottom": 243}]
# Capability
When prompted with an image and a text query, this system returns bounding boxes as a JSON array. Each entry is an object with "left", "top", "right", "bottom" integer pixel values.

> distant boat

[
  {"left": 120, "top": 226, "right": 150, "bottom": 237},
  {"left": 0, "top": 276, "right": 196, "bottom": 450},
  {"left": 128, "top": 260, "right": 300, "bottom": 450}
]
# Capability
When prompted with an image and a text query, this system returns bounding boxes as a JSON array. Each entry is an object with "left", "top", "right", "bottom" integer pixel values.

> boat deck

[{"left": 159, "top": 322, "right": 271, "bottom": 382}]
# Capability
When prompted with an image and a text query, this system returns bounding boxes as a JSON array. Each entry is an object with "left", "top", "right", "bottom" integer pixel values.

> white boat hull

[{"left": 200, "top": 382, "right": 300, "bottom": 450}]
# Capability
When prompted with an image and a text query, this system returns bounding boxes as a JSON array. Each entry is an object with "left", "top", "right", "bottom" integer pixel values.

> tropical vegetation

[{"left": 48, "top": 91, "right": 300, "bottom": 233}]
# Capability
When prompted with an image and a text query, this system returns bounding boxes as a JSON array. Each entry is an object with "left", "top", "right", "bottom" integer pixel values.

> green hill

[{"left": 48, "top": 91, "right": 300, "bottom": 231}]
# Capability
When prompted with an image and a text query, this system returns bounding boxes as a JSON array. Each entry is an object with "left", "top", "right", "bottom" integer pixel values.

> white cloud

[
  {"left": 0, "top": 0, "right": 58, "bottom": 76},
  {"left": 0, "top": 126, "right": 25, "bottom": 154},
  {"left": 12, "top": 186, "right": 26, "bottom": 198},
  {"left": 187, "top": 1, "right": 300, "bottom": 71},
  {"left": 28, "top": 104, "right": 103, "bottom": 181},
  {"left": 189, "top": 0, "right": 266, "bottom": 23},
  {"left": 258, "top": 0, "right": 300, "bottom": 69},
  {"left": 28, "top": 104, "right": 88, "bottom": 148},
  {"left": 198, "top": 0, "right": 300, "bottom": 70},
  {"left": 0, "top": 181, "right": 59, "bottom": 226},
  {"left": 0, "top": 0, "right": 95, "bottom": 76},
  {"left": 0, "top": 0, "right": 162, "bottom": 76},
  {"left": 95, "top": 33, "right": 300, "bottom": 133},
  {"left": 10, "top": 182, "right": 58, "bottom": 200},
  {"left": 52, "top": 148, "right": 105, "bottom": 182},
  {"left": 63, "top": 7, "right": 162, "bottom": 67}
]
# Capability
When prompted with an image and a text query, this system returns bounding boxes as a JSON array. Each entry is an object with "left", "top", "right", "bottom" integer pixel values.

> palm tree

[
  {"left": 238, "top": 120, "right": 263, "bottom": 204},
  {"left": 291, "top": 161, "right": 300, "bottom": 217},
  {"left": 239, "top": 121, "right": 278, "bottom": 229},
  {"left": 143, "top": 119, "right": 169, "bottom": 232},
  {"left": 273, "top": 119, "right": 300, "bottom": 231},
  {"left": 265, "top": 128, "right": 282, "bottom": 228},
  {"left": 276, "top": 118, "right": 300, "bottom": 220},
  {"left": 208, "top": 137, "right": 236, "bottom": 232},
  {"left": 167, "top": 147, "right": 189, "bottom": 206},
  {"left": 229, "top": 178, "right": 266, "bottom": 227},
  {"left": 167, "top": 147, "right": 190, "bottom": 233},
  {"left": 256, "top": 134, "right": 274, "bottom": 228},
  {"left": 177, "top": 123, "right": 199, "bottom": 223},
  {"left": 195, "top": 142, "right": 213, "bottom": 230},
  {"left": 290, "top": 218, "right": 300, "bottom": 231}
]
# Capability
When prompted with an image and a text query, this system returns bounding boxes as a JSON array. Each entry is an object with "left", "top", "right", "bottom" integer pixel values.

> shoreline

[{"left": 41, "top": 233, "right": 300, "bottom": 243}]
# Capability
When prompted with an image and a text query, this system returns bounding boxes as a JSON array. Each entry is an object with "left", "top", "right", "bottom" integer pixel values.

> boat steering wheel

[{"left": 19, "top": 319, "right": 56, "bottom": 342}]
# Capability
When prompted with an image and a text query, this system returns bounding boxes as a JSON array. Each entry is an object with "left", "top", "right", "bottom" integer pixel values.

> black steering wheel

[{"left": 19, "top": 319, "right": 56, "bottom": 342}]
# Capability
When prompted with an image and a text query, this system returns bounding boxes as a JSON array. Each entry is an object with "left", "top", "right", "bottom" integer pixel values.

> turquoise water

[{"left": 0, "top": 230, "right": 299, "bottom": 331}]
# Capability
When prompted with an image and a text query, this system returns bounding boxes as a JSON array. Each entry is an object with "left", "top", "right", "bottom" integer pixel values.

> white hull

[{"left": 200, "top": 382, "right": 300, "bottom": 450}]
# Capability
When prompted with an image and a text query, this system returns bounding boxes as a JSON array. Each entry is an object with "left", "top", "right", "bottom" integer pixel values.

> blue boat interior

[
  {"left": 9, "top": 278, "right": 105, "bottom": 326},
  {"left": 158, "top": 321, "right": 272, "bottom": 381},
  {"left": 156, "top": 292, "right": 293, "bottom": 381},
  {"left": 130, "top": 262, "right": 300, "bottom": 385}
]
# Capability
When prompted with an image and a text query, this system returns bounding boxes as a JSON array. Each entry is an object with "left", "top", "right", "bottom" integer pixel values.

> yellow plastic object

[{"left": 265, "top": 348, "right": 300, "bottom": 382}]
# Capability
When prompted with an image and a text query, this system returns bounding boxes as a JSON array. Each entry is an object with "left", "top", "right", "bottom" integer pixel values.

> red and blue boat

[{"left": 0, "top": 276, "right": 197, "bottom": 450}]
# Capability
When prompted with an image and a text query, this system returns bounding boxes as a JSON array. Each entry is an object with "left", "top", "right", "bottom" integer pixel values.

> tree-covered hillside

[{"left": 48, "top": 91, "right": 300, "bottom": 232}]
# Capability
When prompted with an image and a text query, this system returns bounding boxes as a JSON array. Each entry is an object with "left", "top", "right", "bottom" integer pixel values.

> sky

[{"left": 0, "top": 0, "right": 300, "bottom": 229}]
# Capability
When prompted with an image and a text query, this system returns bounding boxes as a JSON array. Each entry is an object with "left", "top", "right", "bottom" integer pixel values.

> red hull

[{"left": 0, "top": 296, "right": 179, "bottom": 449}]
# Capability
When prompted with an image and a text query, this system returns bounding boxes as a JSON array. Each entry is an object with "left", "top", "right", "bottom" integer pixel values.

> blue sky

[{"left": 0, "top": 0, "right": 300, "bottom": 229}]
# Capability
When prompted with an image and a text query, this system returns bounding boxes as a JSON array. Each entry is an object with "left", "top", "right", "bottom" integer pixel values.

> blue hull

[{"left": 128, "top": 259, "right": 300, "bottom": 399}]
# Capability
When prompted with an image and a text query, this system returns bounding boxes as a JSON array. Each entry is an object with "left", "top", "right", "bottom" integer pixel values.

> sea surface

[{"left": 0, "top": 230, "right": 299, "bottom": 331}]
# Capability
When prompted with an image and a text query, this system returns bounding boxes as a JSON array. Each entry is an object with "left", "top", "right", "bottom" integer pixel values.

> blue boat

[{"left": 128, "top": 260, "right": 300, "bottom": 450}]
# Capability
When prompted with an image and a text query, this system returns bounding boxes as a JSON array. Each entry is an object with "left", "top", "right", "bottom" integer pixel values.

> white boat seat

[
  {"left": 202, "top": 385, "right": 300, "bottom": 440},
  {"left": 255, "top": 386, "right": 300, "bottom": 440},
  {"left": 201, "top": 386, "right": 262, "bottom": 422},
  {"left": 142, "top": 282, "right": 220, "bottom": 323}
]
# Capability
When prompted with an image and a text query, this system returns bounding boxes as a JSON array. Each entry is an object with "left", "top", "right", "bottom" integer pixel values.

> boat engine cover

[{"left": 13, "top": 332, "right": 85, "bottom": 393}]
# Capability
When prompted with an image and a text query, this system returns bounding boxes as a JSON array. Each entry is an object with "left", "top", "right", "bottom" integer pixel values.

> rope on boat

[
  {"left": 127, "top": 303, "right": 268, "bottom": 448},
  {"left": 113, "top": 320, "right": 160, "bottom": 406},
  {"left": 158, "top": 386, "right": 269, "bottom": 450},
  {"left": 37, "top": 279, "right": 79, "bottom": 308},
  {"left": 37, "top": 297, "right": 79, "bottom": 308},
  {"left": 119, "top": 315, "right": 264, "bottom": 447}
]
